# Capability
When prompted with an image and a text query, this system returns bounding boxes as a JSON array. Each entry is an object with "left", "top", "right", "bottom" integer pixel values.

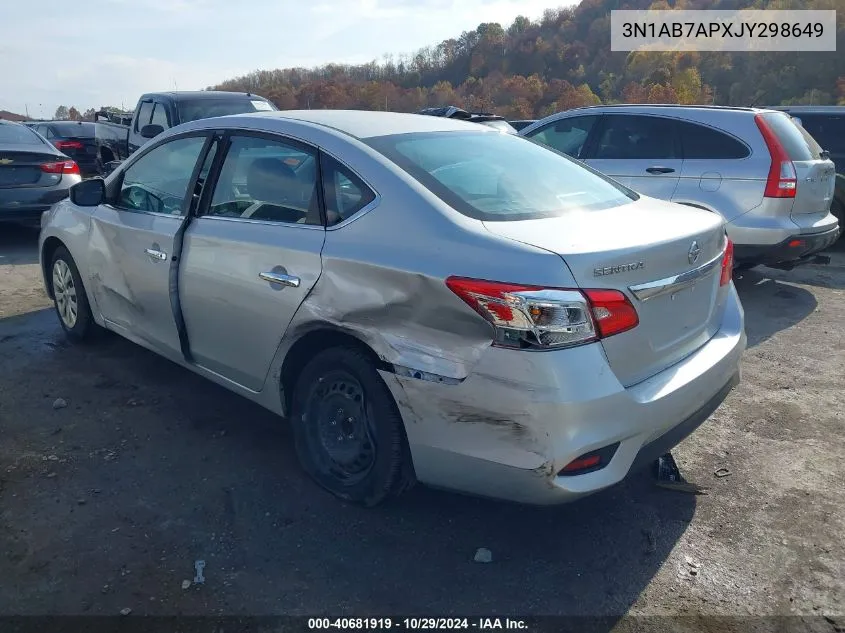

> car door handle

[
  {"left": 145, "top": 248, "right": 168, "bottom": 261},
  {"left": 646, "top": 166, "right": 675, "bottom": 174},
  {"left": 259, "top": 271, "right": 301, "bottom": 288}
]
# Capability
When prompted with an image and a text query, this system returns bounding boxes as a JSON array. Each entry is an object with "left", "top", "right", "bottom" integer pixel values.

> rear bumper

[
  {"left": 734, "top": 225, "right": 840, "bottom": 265},
  {"left": 0, "top": 181, "right": 77, "bottom": 223},
  {"left": 383, "top": 284, "right": 746, "bottom": 505}
]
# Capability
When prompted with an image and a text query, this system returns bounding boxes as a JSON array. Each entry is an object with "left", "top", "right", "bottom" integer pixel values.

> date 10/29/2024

[{"left": 308, "top": 618, "right": 529, "bottom": 631}]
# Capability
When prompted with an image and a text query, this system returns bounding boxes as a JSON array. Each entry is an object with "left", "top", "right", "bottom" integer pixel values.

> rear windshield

[
  {"left": 366, "top": 131, "right": 636, "bottom": 221},
  {"left": 760, "top": 112, "right": 823, "bottom": 161},
  {"left": 0, "top": 124, "right": 44, "bottom": 145},
  {"left": 51, "top": 121, "right": 95, "bottom": 137},
  {"left": 793, "top": 114, "right": 845, "bottom": 155},
  {"left": 177, "top": 98, "right": 277, "bottom": 123}
]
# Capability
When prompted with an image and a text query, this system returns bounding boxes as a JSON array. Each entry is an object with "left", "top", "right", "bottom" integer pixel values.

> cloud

[{"left": 0, "top": 0, "right": 571, "bottom": 115}]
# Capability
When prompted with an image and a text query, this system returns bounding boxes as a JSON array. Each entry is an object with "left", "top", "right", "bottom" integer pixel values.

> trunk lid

[
  {"left": 0, "top": 147, "right": 63, "bottom": 189},
  {"left": 483, "top": 197, "right": 729, "bottom": 387}
]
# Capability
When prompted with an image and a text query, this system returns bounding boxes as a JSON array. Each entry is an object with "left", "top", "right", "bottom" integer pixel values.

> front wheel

[
  {"left": 290, "top": 346, "right": 414, "bottom": 506},
  {"left": 50, "top": 247, "right": 97, "bottom": 341}
]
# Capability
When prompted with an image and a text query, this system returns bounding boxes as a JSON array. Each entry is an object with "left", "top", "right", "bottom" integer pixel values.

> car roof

[
  {"left": 139, "top": 91, "right": 271, "bottom": 102},
  {"left": 192, "top": 109, "right": 494, "bottom": 140}
]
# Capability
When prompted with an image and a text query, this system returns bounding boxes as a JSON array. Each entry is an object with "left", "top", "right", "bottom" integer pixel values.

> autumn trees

[{"left": 209, "top": 0, "right": 842, "bottom": 117}]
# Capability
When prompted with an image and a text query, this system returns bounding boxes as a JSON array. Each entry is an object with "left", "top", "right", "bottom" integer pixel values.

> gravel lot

[{"left": 0, "top": 224, "right": 843, "bottom": 623}]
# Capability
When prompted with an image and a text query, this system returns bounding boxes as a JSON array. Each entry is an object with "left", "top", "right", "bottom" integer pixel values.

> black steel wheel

[{"left": 291, "top": 346, "right": 414, "bottom": 505}]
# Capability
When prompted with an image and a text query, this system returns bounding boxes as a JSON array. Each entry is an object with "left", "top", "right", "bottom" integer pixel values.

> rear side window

[
  {"left": 759, "top": 112, "right": 822, "bottom": 161},
  {"left": 594, "top": 115, "right": 678, "bottom": 160},
  {"left": 677, "top": 121, "right": 749, "bottom": 159},
  {"left": 0, "top": 124, "right": 44, "bottom": 145},
  {"left": 366, "top": 131, "right": 635, "bottom": 222},
  {"left": 321, "top": 155, "right": 376, "bottom": 225},
  {"left": 525, "top": 115, "right": 598, "bottom": 159},
  {"left": 151, "top": 103, "right": 170, "bottom": 129},
  {"left": 794, "top": 115, "right": 845, "bottom": 154},
  {"left": 206, "top": 135, "right": 320, "bottom": 225},
  {"left": 134, "top": 102, "right": 154, "bottom": 132}
]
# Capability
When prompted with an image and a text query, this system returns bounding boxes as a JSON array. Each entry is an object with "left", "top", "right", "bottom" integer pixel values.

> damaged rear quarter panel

[{"left": 290, "top": 144, "right": 580, "bottom": 382}]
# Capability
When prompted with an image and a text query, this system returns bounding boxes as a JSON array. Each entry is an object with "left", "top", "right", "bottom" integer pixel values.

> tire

[
  {"left": 290, "top": 346, "right": 414, "bottom": 506},
  {"left": 50, "top": 247, "right": 97, "bottom": 342}
]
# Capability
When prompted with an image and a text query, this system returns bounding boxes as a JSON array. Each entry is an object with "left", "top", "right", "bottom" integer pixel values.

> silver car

[
  {"left": 39, "top": 111, "right": 745, "bottom": 506},
  {"left": 521, "top": 105, "right": 840, "bottom": 268}
]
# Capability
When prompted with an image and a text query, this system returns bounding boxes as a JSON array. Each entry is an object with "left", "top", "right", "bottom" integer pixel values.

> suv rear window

[
  {"left": 677, "top": 120, "right": 749, "bottom": 159},
  {"left": 366, "top": 131, "right": 635, "bottom": 222},
  {"left": 0, "top": 124, "right": 43, "bottom": 145},
  {"left": 759, "top": 112, "right": 823, "bottom": 161}
]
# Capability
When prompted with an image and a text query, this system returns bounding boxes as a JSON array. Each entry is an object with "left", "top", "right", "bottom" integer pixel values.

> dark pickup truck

[{"left": 96, "top": 91, "right": 278, "bottom": 171}]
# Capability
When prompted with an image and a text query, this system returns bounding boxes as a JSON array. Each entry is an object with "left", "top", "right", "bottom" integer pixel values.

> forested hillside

[{"left": 212, "top": 0, "right": 845, "bottom": 117}]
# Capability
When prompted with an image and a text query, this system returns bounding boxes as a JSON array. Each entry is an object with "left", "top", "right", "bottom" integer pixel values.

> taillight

[
  {"left": 720, "top": 239, "right": 734, "bottom": 286},
  {"left": 53, "top": 140, "right": 84, "bottom": 150},
  {"left": 445, "top": 277, "right": 638, "bottom": 350},
  {"left": 755, "top": 114, "right": 797, "bottom": 198},
  {"left": 582, "top": 289, "right": 639, "bottom": 338},
  {"left": 41, "top": 160, "right": 80, "bottom": 175}
]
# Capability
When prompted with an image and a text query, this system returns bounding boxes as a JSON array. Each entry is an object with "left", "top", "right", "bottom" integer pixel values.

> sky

[{"left": 0, "top": 0, "right": 571, "bottom": 118}]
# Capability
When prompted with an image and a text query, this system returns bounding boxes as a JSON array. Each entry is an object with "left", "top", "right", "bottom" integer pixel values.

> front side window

[
  {"left": 150, "top": 103, "right": 171, "bottom": 130},
  {"left": 134, "top": 101, "right": 154, "bottom": 132},
  {"left": 206, "top": 135, "right": 320, "bottom": 225},
  {"left": 525, "top": 115, "right": 598, "bottom": 159},
  {"left": 594, "top": 115, "right": 677, "bottom": 160},
  {"left": 321, "top": 155, "right": 376, "bottom": 225},
  {"left": 117, "top": 136, "right": 206, "bottom": 215},
  {"left": 366, "top": 131, "right": 635, "bottom": 222}
]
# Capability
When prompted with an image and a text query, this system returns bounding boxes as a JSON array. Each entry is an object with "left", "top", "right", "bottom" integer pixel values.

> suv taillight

[
  {"left": 720, "top": 239, "right": 734, "bottom": 286},
  {"left": 754, "top": 114, "right": 797, "bottom": 198},
  {"left": 41, "top": 160, "right": 80, "bottom": 175},
  {"left": 445, "top": 277, "right": 638, "bottom": 350}
]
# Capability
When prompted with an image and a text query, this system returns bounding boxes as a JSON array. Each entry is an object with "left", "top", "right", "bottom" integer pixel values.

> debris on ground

[
  {"left": 194, "top": 560, "right": 206, "bottom": 584},
  {"left": 714, "top": 467, "right": 732, "bottom": 478},
  {"left": 52, "top": 398, "right": 67, "bottom": 410},
  {"left": 473, "top": 548, "right": 493, "bottom": 563},
  {"left": 119, "top": 608, "right": 132, "bottom": 616},
  {"left": 181, "top": 580, "right": 191, "bottom": 590},
  {"left": 655, "top": 453, "right": 709, "bottom": 495}
]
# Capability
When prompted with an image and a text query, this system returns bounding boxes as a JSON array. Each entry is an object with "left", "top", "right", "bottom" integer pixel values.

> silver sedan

[{"left": 39, "top": 111, "right": 746, "bottom": 505}]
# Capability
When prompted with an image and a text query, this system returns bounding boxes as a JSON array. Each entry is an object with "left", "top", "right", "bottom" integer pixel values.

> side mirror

[
  {"left": 70, "top": 178, "right": 105, "bottom": 207},
  {"left": 140, "top": 124, "right": 164, "bottom": 139},
  {"left": 103, "top": 160, "right": 123, "bottom": 176}
]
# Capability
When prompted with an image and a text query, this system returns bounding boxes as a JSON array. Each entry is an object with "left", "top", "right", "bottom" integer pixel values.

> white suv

[{"left": 521, "top": 105, "right": 840, "bottom": 268}]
